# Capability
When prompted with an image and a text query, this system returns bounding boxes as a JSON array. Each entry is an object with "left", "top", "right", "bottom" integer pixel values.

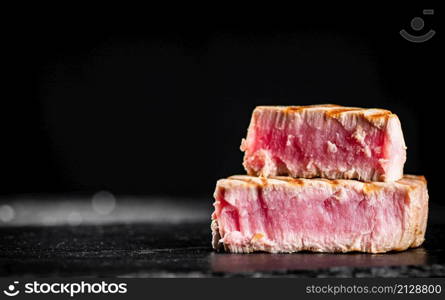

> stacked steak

[
  {"left": 211, "top": 104, "right": 428, "bottom": 253},
  {"left": 241, "top": 105, "right": 406, "bottom": 182}
]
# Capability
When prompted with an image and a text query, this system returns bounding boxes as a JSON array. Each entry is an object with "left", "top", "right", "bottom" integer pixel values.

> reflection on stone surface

[
  {"left": 0, "top": 197, "right": 444, "bottom": 277},
  {"left": 210, "top": 248, "right": 429, "bottom": 273}
]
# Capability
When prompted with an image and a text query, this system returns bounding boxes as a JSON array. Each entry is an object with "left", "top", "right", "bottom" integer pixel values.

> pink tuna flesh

[
  {"left": 241, "top": 105, "right": 407, "bottom": 182},
  {"left": 212, "top": 175, "right": 428, "bottom": 253}
]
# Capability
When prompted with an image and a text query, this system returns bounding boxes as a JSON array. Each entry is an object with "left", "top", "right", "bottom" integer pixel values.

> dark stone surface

[{"left": 1, "top": 222, "right": 444, "bottom": 277}]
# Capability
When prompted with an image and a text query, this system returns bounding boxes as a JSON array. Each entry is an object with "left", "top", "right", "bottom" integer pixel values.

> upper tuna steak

[{"left": 241, "top": 105, "right": 407, "bottom": 182}]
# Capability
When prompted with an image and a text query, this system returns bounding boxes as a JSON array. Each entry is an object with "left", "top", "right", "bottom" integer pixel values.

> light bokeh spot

[
  {"left": 0, "top": 205, "right": 15, "bottom": 223},
  {"left": 92, "top": 190, "right": 116, "bottom": 215}
]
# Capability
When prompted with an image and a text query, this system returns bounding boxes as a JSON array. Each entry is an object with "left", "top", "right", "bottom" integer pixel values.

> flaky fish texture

[
  {"left": 241, "top": 105, "right": 407, "bottom": 182},
  {"left": 211, "top": 175, "right": 428, "bottom": 254}
]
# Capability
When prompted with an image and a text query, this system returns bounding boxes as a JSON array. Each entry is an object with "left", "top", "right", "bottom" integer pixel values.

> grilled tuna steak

[
  {"left": 241, "top": 105, "right": 406, "bottom": 182},
  {"left": 211, "top": 175, "right": 428, "bottom": 253}
]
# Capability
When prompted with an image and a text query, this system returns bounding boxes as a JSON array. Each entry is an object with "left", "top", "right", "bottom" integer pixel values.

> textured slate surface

[
  {"left": 1, "top": 222, "right": 444, "bottom": 277},
  {"left": 1, "top": 198, "right": 444, "bottom": 277}
]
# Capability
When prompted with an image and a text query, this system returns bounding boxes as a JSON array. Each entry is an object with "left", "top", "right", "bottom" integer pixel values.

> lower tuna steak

[
  {"left": 241, "top": 105, "right": 407, "bottom": 182},
  {"left": 212, "top": 175, "right": 428, "bottom": 253}
]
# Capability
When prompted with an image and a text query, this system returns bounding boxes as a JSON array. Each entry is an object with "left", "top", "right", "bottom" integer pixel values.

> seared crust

[
  {"left": 255, "top": 105, "right": 396, "bottom": 129},
  {"left": 225, "top": 174, "right": 425, "bottom": 195}
]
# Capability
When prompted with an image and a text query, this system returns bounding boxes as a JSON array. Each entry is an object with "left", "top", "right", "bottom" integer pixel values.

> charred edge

[
  {"left": 260, "top": 176, "right": 268, "bottom": 186},
  {"left": 364, "top": 111, "right": 394, "bottom": 121},
  {"left": 402, "top": 175, "right": 427, "bottom": 184},
  {"left": 314, "top": 178, "right": 338, "bottom": 183},
  {"left": 228, "top": 176, "right": 259, "bottom": 184},
  {"left": 325, "top": 108, "right": 363, "bottom": 117},
  {"left": 362, "top": 183, "right": 384, "bottom": 194},
  {"left": 363, "top": 111, "right": 395, "bottom": 129},
  {"left": 397, "top": 175, "right": 427, "bottom": 192},
  {"left": 272, "top": 177, "right": 305, "bottom": 185},
  {"left": 283, "top": 104, "right": 341, "bottom": 113},
  {"left": 233, "top": 176, "right": 264, "bottom": 187},
  {"left": 251, "top": 233, "right": 265, "bottom": 242}
]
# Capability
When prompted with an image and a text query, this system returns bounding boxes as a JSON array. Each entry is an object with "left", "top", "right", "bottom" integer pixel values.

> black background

[{"left": 2, "top": 5, "right": 442, "bottom": 203}]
